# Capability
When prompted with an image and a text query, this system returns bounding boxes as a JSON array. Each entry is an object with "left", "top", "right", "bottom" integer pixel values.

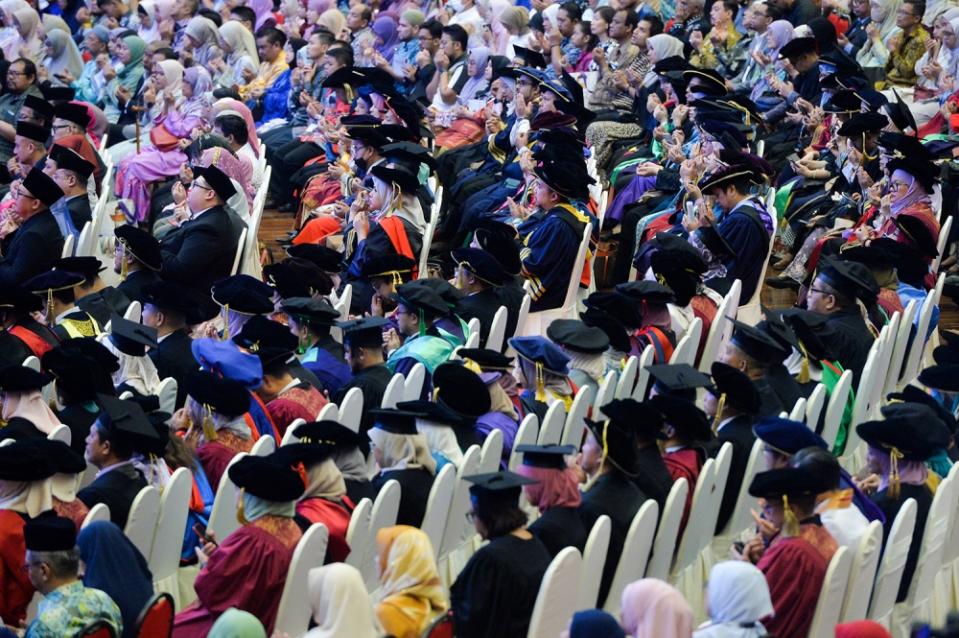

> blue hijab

[
  {"left": 570, "top": 610, "right": 626, "bottom": 638},
  {"left": 78, "top": 521, "right": 154, "bottom": 638}
]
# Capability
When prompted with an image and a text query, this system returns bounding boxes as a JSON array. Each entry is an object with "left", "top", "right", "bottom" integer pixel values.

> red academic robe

[
  {"left": 267, "top": 386, "right": 328, "bottom": 437},
  {"left": 295, "top": 496, "right": 355, "bottom": 563},
  {"left": 0, "top": 510, "right": 33, "bottom": 624},
  {"left": 197, "top": 433, "right": 254, "bottom": 492},
  {"left": 172, "top": 517, "right": 302, "bottom": 636},
  {"left": 663, "top": 447, "right": 704, "bottom": 536},
  {"left": 757, "top": 536, "right": 828, "bottom": 638}
]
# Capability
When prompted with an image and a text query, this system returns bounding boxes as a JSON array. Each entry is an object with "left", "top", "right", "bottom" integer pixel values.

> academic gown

[
  {"left": 116, "top": 269, "right": 162, "bottom": 306},
  {"left": 77, "top": 463, "right": 148, "bottom": 528},
  {"left": 388, "top": 332, "right": 455, "bottom": 400},
  {"left": 767, "top": 363, "right": 802, "bottom": 410},
  {"left": 819, "top": 311, "right": 875, "bottom": 388},
  {"left": 7, "top": 318, "right": 59, "bottom": 358},
  {"left": 578, "top": 471, "right": 646, "bottom": 607},
  {"left": 371, "top": 468, "right": 435, "bottom": 527},
  {"left": 159, "top": 205, "right": 242, "bottom": 293},
  {"left": 757, "top": 535, "right": 828, "bottom": 638},
  {"left": 633, "top": 444, "right": 674, "bottom": 510},
  {"left": 0, "top": 330, "right": 32, "bottom": 367},
  {"left": 76, "top": 287, "right": 132, "bottom": 327},
  {"left": 528, "top": 506, "right": 586, "bottom": 557},
  {"left": 287, "top": 360, "right": 324, "bottom": 394},
  {"left": 52, "top": 309, "right": 101, "bottom": 340},
  {"left": 294, "top": 496, "right": 355, "bottom": 563},
  {"left": 65, "top": 194, "right": 92, "bottom": 231},
  {"left": 475, "top": 411, "right": 519, "bottom": 466},
  {"left": 267, "top": 381, "right": 327, "bottom": 437},
  {"left": 332, "top": 364, "right": 393, "bottom": 443},
  {"left": 55, "top": 403, "right": 100, "bottom": 455},
  {"left": 345, "top": 478, "right": 377, "bottom": 505},
  {"left": 664, "top": 446, "right": 706, "bottom": 535},
  {"left": 197, "top": 435, "right": 253, "bottom": 492},
  {"left": 873, "top": 482, "right": 933, "bottom": 602},
  {"left": 172, "top": 518, "right": 302, "bottom": 636},
  {"left": 520, "top": 206, "right": 591, "bottom": 312},
  {"left": 754, "top": 377, "right": 785, "bottom": 418},
  {"left": 450, "top": 534, "right": 552, "bottom": 638},
  {"left": 148, "top": 329, "right": 198, "bottom": 408},
  {"left": 301, "top": 336, "right": 350, "bottom": 396},
  {"left": 0, "top": 510, "right": 32, "bottom": 625},
  {"left": 0, "top": 208, "right": 63, "bottom": 287},
  {"left": 707, "top": 414, "right": 757, "bottom": 533},
  {"left": 456, "top": 288, "right": 512, "bottom": 349},
  {"left": 701, "top": 200, "right": 770, "bottom": 302}
]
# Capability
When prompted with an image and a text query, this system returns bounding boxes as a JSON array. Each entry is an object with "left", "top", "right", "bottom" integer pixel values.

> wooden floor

[{"left": 259, "top": 208, "right": 959, "bottom": 330}]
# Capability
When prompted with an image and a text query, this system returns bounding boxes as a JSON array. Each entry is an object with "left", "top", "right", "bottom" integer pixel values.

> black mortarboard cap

[
  {"left": 647, "top": 363, "right": 712, "bottom": 400},
  {"left": 232, "top": 316, "right": 298, "bottom": 369},
  {"left": 42, "top": 348, "right": 102, "bottom": 401},
  {"left": 271, "top": 441, "right": 337, "bottom": 467},
  {"left": 682, "top": 68, "right": 727, "bottom": 95},
  {"left": 583, "top": 291, "right": 642, "bottom": 328},
  {"left": 228, "top": 454, "right": 305, "bottom": 501},
  {"left": 0, "top": 364, "right": 48, "bottom": 392},
  {"left": 0, "top": 439, "right": 57, "bottom": 480},
  {"left": 432, "top": 362, "right": 492, "bottom": 417},
  {"left": 883, "top": 88, "right": 917, "bottom": 135},
  {"left": 452, "top": 247, "right": 510, "bottom": 287},
  {"left": 194, "top": 164, "right": 237, "bottom": 202},
  {"left": 24, "top": 515, "right": 76, "bottom": 552},
  {"left": 285, "top": 244, "right": 345, "bottom": 272},
  {"left": 892, "top": 214, "right": 939, "bottom": 259},
  {"left": 53, "top": 146, "right": 95, "bottom": 180},
  {"left": 754, "top": 416, "right": 827, "bottom": 455},
  {"left": 360, "top": 253, "right": 417, "bottom": 282},
  {"left": 474, "top": 228, "right": 522, "bottom": 276},
  {"left": 139, "top": 281, "right": 217, "bottom": 324},
  {"left": 339, "top": 316, "right": 388, "bottom": 349},
  {"left": 370, "top": 163, "right": 419, "bottom": 193},
  {"left": 708, "top": 361, "right": 761, "bottom": 414},
  {"left": 381, "top": 141, "right": 437, "bottom": 172},
  {"left": 919, "top": 364, "right": 959, "bottom": 392},
  {"left": 368, "top": 408, "right": 422, "bottom": 435},
  {"left": 730, "top": 319, "right": 789, "bottom": 365},
  {"left": 457, "top": 348, "right": 514, "bottom": 372},
  {"left": 281, "top": 297, "right": 339, "bottom": 327},
  {"left": 95, "top": 393, "right": 162, "bottom": 453},
  {"left": 584, "top": 417, "right": 640, "bottom": 476},
  {"left": 580, "top": 307, "right": 631, "bottom": 354},
  {"left": 748, "top": 467, "right": 834, "bottom": 499},
  {"left": 516, "top": 444, "right": 575, "bottom": 469},
  {"left": 615, "top": 280, "right": 676, "bottom": 305},
  {"left": 40, "top": 86, "right": 75, "bottom": 103},
  {"left": 648, "top": 393, "right": 712, "bottom": 442},
  {"left": 602, "top": 397, "right": 665, "bottom": 441},
  {"left": 395, "top": 282, "right": 448, "bottom": 317},
  {"left": 24, "top": 268, "right": 84, "bottom": 296},
  {"left": 37, "top": 438, "right": 86, "bottom": 474},
  {"left": 887, "top": 385, "right": 957, "bottom": 434},
  {"left": 294, "top": 420, "right": 365, "bottom": 449},
  {"left": 212, "top": 275, "right": 275, "bottom": 315},
  {"left": 546, "top": 319, "right": 609, "bottom": 354},
  {"left": 108, "top": 314, "right": 158, "bottom": 356},
  {"left": 857, "top": 403, "right": 950, "bottom": 460},
  {"left": 15, "top": 120, "right": 48, "bottom": 144},
  {"left": 115, "top": 225, "right": 162, "bottom": 271},
  {"left": 0, "top": 285, "right": 43, "bottom": 314},
  {"left": 816, "top": 257, "right": 880, "bottom": 303},
  {"left": 56, "top": 256, "right": 105, "bottom": 282},
  {"left": 465, "top": 471, "right": 538, "bottom": 509},
  {"left": 184, "top": 370, "right": 251, "bottom": 417},
  {"left": 511, "top": 46, "right": 548, "bottom": 68},
  {"left": 823, "top": 89, "right": 862, "bottom": 114},
  {"left": 22, "top": 166, "right": 64, "bottom": 207},
  {"left": 22, "top": 94, "right": 54, "bottom": 120},
  {"left": 837, "top": 111, "right": 888, "bottom": 138},
  {"left": 778, "top": 36, "right": 817, "bottom": 60},
  {"left": 53, "top": 102, "right": 91, "bottom": 128},
  {"left": 264, "top": 258, "right": 334, "bottom": 299}
]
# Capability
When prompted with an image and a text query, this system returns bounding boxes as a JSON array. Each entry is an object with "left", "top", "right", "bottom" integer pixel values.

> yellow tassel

[
  {"left": 392, "top": 271, "right": 402, "bottom": 287},
  {"left": 889, "top": 446, "right": 903, "bottom": 500},
  {"left": 432, "top": 386, "right": 441, "bottom": 402},
  {"left": 782, "top": 494, "right": 800, "bottom": 537},
  {"left": 461, "top": 358, "right": 483, "bottom": 375},
  {"left": 798, "top": 342, "right": 810, "bottom": 384},
  {"left": 120, "top": 244, "right": 128, "bottom": 280},
  {"left": 222, "top": 304, "right": 230, "bottom": 341},
  {"left": 47, "top": 289, "right": 54, "bottom": 324},
  {"left": 202, "top": 405, "right": 217, "bottom": 443},
  {"left": 235, "top": 488, "right": 249, "bottom": 526},
  {"left": 712, "top": 392, "right": 726, "bottom": 433},
  {"left": 534, "top": 362, "right": 547, "bottom": 403}
]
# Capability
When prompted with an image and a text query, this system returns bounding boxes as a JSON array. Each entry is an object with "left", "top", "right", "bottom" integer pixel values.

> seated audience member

[
  {"left": 719, "top": 321, "right": 790, "bottom": 417},
  {"left": 515, "top": 443, "right": 586, "bottom": 556},
  {"left": 791, "top": 446, "right": 870, "bottom": 549},
  {"left": 332, "top": 317, "right": 394, "bottom": 437},
  {"left": 113, "top": 225, "right": 162, "bottom": 304},
  {"left": 0, "top": 167, "right": 64, "bottom": 287},
  {"left": 304, "top": 563, "right": 381, "bottom": 638},
  {"left": 509, "top": 335, "right": 574, "bottom": 421},
  {"left": 98, "top": 315, "right": 161, "bottom": 398},
  {"left": 695, "top": 561, "right": 773, "bottom": 638},
  {"left": 367, "top": 408, "right": 437, "bottom": 526},
  {"left": 451, "top": 471, "right": 552, "bottom": 638},
  {"left": 140, "top": 282, "right": 205, "bottom": 408},
  {"left": 293, "top": 420, "right": 376, "bottom": 504},
  {"left": 620, "top": 579, "right": 694, "bottom": 638},
  {"left": 374, "top": 525, "right": 449, "bottom": 637}
]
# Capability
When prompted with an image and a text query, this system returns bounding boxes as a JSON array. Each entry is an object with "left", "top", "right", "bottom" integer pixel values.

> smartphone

[{"left": 193, "top": 522, "right": 216, "bottom": 546}]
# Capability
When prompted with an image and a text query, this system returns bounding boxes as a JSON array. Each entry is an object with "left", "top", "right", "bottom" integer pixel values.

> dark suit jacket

[
  {"left": 77, "top": 463, "right": 148, "bottom": 528},
  {"left": 707, "top": 414, "right": 757, "bottom": 533},
  {"left": 159, "top": 205, "right": 241, "bottom": 293},
  {"left": 0, "top": 209, "right": 63, "bottom": 287},
  {"left": 148, "top": 329, "right": 198, "bottom": 408},
  {"left": 65, "top": 194, "right": 92, "bottom": 231},
  {"left": 76, "top": 287, "right": 131, "bottom": 327},
  {"left": 117, "top": 269, "right": 162, "bottom": 306}
]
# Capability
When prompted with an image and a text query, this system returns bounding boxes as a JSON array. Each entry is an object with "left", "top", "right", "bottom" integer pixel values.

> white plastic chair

[
  {"left": 344, "top": 497, "right": 372, "bottom": 571},
  {"left": 486, "top": 306, "right": 509, "bottom": 352},
  {"left": 536, "top": 401, "right": 566, "bottom": 446},
  {"left": 339, "top": 387, "right": 364, "bottom": 433},
  {"left": 562, "top": 384, "right": 593, "bottom": 448},
  {"left": 403, "top": 363, "right": 426, "bottom": 402},
  {"left": 230, "top": 227, "right": 247, "bottom": 276},
  {"left": 80, "top": 503, "right": 110, "bottom": 529},
  {"left": 250, "top": 435, "right": 275, "bottom": 456},
  {"left": 273, "top": 523, "right": 330, "bottom": 637},
  {"left": 380, "top": 373, "right": 405, "bottom": 408},
  {"left": 508, "top": 414, "right": 539, "bottom": 472},
  {"left": 668, "top": 317, "right": 702, "bottom": 366},
  {"left": 512, "top": 294, "right": 531, "bottom": 345},
  {"left": 900, "top": 288, "right": 937, "bottom": 388},
  {"left": 478, "top": 428, "right": 503, "bottom": 474},
  {"left": 523, "top": 224, "right": 590, "bottom": 335},
  {"left": 840, "top": 521, "right": 884, "bottom": 622},
  {"left": 697, "top": 280, "right": 741, "bottom": 372},
  {"left": 440, "top": 446, "right": 481, "bottom": 558},
  {"left": 421, "top": 464, "right": 457, "bottom": 556},
  {"left": 631, "top": 345, "right": 657, "bottom": 401},
  {"left": 934, "top": 215, "right": 953, "bottom": 273},
  {"left": 716, "top": 439, "right": 764, "bottom": 539},
  {"left": 614, "top": 356, "right": 638, "bottom": 399},
  {"left": 47, "top": 424, "right": 71, "bottom": 446},
  {"left": 61, "top": 234, "right": 75, "bottom": 258},
  {"left": 788, "top": 397, "right": 807, "bottom": 422},
  {"left": 316, "top": 402, "right": 338, "bottom": 422},
  {"left": 594, "top": 371, "right": 618, "bottom": 419},
  {"left": 868, "top": 498, "right": 918, "bottom": 625},
  {"left": 603, "top": 499, "right": 660, "bottom": 617},
  {"left": 156, "top": 377, "right": 177, "bottom": 417},
  {"left": 804, "top": 383, "right": 827, "bottom": 430},
  {"left": 148, "top": 467, "right": 192, "bottom": 607},
  {"left": 645, "top": 478, "right": 689, "bottom": 581},
  {"left": 577, "top": 515, "right": 611, "bottom": 611},
  {"left": 527, "top": 547, "right": 582, "bottom": 638},
  {"left": 123, "top": 300, "right": 141, "bottom": 323},
  {"left": 123, "top": 485, "right": 161, "bottom": 561},
  {"left": 737, "top": 229, "right": 777, "bottom": 325},
  {"left": 281, "top": 419, "right": 306, "bottom": 446},
  {"left": 365, "top": 479, "right": 401, "bottom": 590},
  {"left": 207, "top": 453, "right": 245, "bottom": 541},
  {"left": 821, "top": 370, "right": 853, "bottom": 452},
  {"left": 884, "top": 300, "right": 918, "bottom": 396},
  {"left": 75, "top": 221, "right": 94, "bottom": 257},
  {"left": 417, "top": 215, "right": 439, "bottom": 280},
  {"left": 808, "top": 546, "right": 854, "bottom": 638},
  {"left": 673, "top": 459, "right": 717, "bottom": 575},
  {"left": 21, "top": 355, "right": 39, "bottom": 372}
]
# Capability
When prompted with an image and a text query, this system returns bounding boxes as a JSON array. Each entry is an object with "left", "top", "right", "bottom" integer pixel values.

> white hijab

[
  {"left": 645, "top": 34, "right": 685, "bottom": 85},
  {"left": 416, "top": 419, "right": 464, "bottom": 467},
  {"left": 368, "top": 428, "right": 437, "bottom": 474},
  {"left": 694, "top": 562, "right": 774, "bottom": 638},
  {"left": 98, "top": 333, "right": 162, "bottom": 397},
  {"left": 305, "top": 564, "right": 381, "bottom": 638},
  {"left": 0, "top": 477, "right": 53, "bottom": 518},
  {"left": 2, "top": 389, "right": 62, "bottom": 435}
]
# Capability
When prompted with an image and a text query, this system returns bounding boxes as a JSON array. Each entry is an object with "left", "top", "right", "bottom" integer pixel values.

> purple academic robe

[{"left": 475, "top": 411, "right": 519, "bottom": 466}]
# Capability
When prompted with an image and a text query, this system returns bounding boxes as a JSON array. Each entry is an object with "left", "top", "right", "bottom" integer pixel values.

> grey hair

[{"left": 32, "top": 547, "right": 81, "bottom": 578}]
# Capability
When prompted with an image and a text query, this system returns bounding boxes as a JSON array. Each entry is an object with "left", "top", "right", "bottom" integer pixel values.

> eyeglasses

[
  {"left": 190, "top": 181, "right": 214, "bottom": 192},
  {"left": 51, "top": 123, "right": 72, "bottom": 131},
  {"left": 890, "top": 180, "right": 909, "bottom": 189},
  {"left": 14, "top": 187, "right": 37, "bottom": 200},
  {"left": 6, "top": 70, "right": 27, "bottom": 77},
  {"left": 808, "top": 286, "right": 832, "bottom": 297}
]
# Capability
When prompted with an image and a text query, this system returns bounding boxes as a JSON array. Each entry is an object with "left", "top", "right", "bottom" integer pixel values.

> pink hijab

[
  {"left": 212, "top": 97, "right": 261, "bottom": 156},
  {"left": 516, "top": 463, "right": 581, "bottom": 512},
  {"left": 620, "top": 580, "right": 694, "bottom": 638},
  {"left": 199, "top": 146, "right": 254, "bottom": 208}
]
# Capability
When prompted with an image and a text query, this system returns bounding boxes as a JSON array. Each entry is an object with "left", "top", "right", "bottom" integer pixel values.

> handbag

[{"left": 149, "top": 123, "right": 180, "bottom": 152}]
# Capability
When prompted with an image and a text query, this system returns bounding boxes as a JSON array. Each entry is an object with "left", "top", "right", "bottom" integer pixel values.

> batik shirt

[{"left": 25, "top": 581, "right": 122, "bottom": 638}]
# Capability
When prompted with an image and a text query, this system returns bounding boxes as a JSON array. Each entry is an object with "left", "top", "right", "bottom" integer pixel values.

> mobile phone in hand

[{"left": 193, "top": 522, "right": 216, "bottom": 546}]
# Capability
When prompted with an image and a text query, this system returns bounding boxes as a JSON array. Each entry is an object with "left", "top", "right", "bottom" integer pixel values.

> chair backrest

[
  {"left": 466, "top": 317, "right": 481, "bottom": 340},
  {"left": 75, "top": 221, "right": 94, "bottom": 257},
  {"left": 594, "top": 371, "right": 618, "bottom": 418},
  {"left": 507, "top": 414, "right": 539, "bottom": 471},
  {"left": 280, "top": 419, "right": 306, "bottom": 446},
  {"left": 486, "top": 305, "right": 509, "bottom": 352},
  {"left": 668, "top": 317, "right": 702, "bottom": 366},
  {"left": 615, "top": 356, "right": 638, "bottom": 399},
  {"left": 381, "top": 373, "right": 405, "bottom": 408},
  {"left": 868, "top": 498, "right": 918, "bottom": 624},
  {"left": 719, "top": 439, "right": 764, "bottom": 537},
  {"left": 788, "top": 397, "right": 807, "bottom": 422},
  {"left": 22, "top": 355, "right": 40, "bottom": 372},
  {"left": 561, "top": 224, "right": 592, "bottom": 312},
  {"left": 603, "top": 499, "right": 660, "bottom": 617},
  {"left": 537, "top": 401, "right": 567, "bottom": 446},
  {"left": 273, "top": 523, "right": 330, "bottom": 637},
  {"left": 80, "top": 620, "right": 117, "bottom": 638},
  {"left": 366, "top": 479, "right": 401, "bottom": 589},
  {"left": 478, "top": 428, "right": 503, "bottom": 474},
  {"left": 148, "top": 467, "right": 193, "bottom": 583},
  {"left": 673, "top": 459, "right": 717, "bottom": 574},
  {"left": 124, "top": 300, "right": 142, "bottom": 323},
  {"left": 423, "top": 611, "right": 454, "bottom": 638},
  {"left": 123, "top": 485, "right": 160, "bottom": 561},
  {"left": 900, "top": 288, "right": 937, "bottom": 387},
  {"left": 840, "top": 521, "right": 884, "bottom": 622},
  {"left": 417, "top": 215, "right": 438, "bottom": 280},
  {"left": 804, "top": 383, "right": 827, "bottom": 429},
  {"left": 344, "top": 497, "right": 372, "bottom": 571},
  {"left": 250, "top": 435, "right": 275, "bottom": 456},
  {"left": 631, "top": 345, "right": 656, "bottom": 401},
  {"left": 820, "top": 370, "right": 853, "bottom": 451},
  {"left": 230, "top": 227, "right": 247, "bottom": 276},
  {"left": 61, "top": 233, "right": 75, "bottom": 258},
  {"left": 701, "top": 442, "right": 734, "bottom": 553},
  {"left": 807, "top": 546, "right": 854, "bottom": 638},
  {"left": 697, "top": 281, "right": 738, "bottom": 372},
  {"left": 81, "top": 503, "right": 110, "bottom": 529},
  {"left": 562, "top": 384, "right": 593, "bottom": 448},
  {"left": 404, "top": 363, "right": 426, "bottom": 402},
  {"left": 645, "top": 478, "right": 689, "bottom": 581},
  {"left": 316, "top": 402, "right": 338, "bottom": 422},
  {"left": 464, "top": 330, "right": 480, "bottom": 348},
  {"left": 868, "top": 316, "right": 898, "bottom": 420},
  {"left": 527, "top": 546, "right": 583, "bottom": 638},
  {"left": 737, "top": 229, "right": 777, "bottom": 325},
  {"left": 155, "top": 377, "right": 177, "bottom": 417},
  {"left": 884, "top": 299, "right": 918, "bottom": 397},
  {"left": 843, "top": 337, "right": 885, "bottom": 462},
  {"left": 440, "top": 446, "right": 481, "bottom": 557},
  {"left": 904, "top": 477, "right": 957, "bottom": 607},
  {"left": 133, "top": 592, "right": 174, "bottom": 638},
  {"left": 47, "top": 424, "right": 71, "bottom": 445},
  {"left": 512, "top": 294, "right": 532, "bottom": 344},
  {"left": 421, "top": 464, "right": 457, "bottom": 557},
  {"left": 207, "top": 453, "right": 246, "bottom": 540},
  {"left": 934, "top": 214, "right": 953, "bottom": 273},
  {"left": 339, "top": 387, "right": 364, "bottom": 433},
  {"left": 577, "top": 515, "right": 612, "bottom": 611}
]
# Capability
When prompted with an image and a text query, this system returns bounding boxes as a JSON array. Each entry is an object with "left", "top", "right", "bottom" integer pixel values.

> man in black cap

[
  {"left": 385, "top": 282, "right": 456, "bottom": 396},
  {"left": 47, "top": 145, "right": 96, "bottom": 232},
  {"left": 0, "top": 166, "right": 64, "bottom": 287},
  {"left": 24, "top": 269, "right": 101, "bottom": 339},
  {"left": 803, "top": 257, "right": 878, "bottom": 386},
  {"left": 719, "top": 320, "right": 789, "bottom": 417},
  {"left": 57, "top": 256, "right": 131, "bottom": 328},
  {"left": 78, "top": 394, "right": 157, "bottom": 527},
  {"left": 332, "top": 316, "right": 393, "bottom": 438},
  {"left": 140, "top": 281, "right": 205, "bottom": 408},
  {"left": 51, "top": 101, "right": 92, "bottom": 143},
  {"left": 360, "top": 253, "right": 417, "bottom": 317},
  {"left": 8, "top": 120, "right": 49, "bottom": 183},
  {"left": 547, "top": 318, "right": 609, "bottom": 395},
  {"left": 282, "top": 296, "right": 351, "bottom": 396},
  {"left": 159, "top": 164, "right": 243, "bottom": 294},
  {"left": 114, "top": 225, "right": 162, "bottom": 304},
  {"left": 20, "top": 94, "right": 53, "bottom": 128},
  {"left": 453, "top": 246, "right": 522, "bottom": 351}
]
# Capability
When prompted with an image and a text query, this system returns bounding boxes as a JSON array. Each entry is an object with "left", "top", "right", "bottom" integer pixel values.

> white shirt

[{"left": 819, "top": 501, "right": 870, "bottom": 548}]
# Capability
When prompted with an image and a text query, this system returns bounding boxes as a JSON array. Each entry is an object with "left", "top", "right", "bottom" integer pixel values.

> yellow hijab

[{"left": 374, "top": 525, "right": 449, "bottom": 638}]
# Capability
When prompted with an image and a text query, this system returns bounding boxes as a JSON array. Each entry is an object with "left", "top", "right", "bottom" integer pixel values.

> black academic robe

[
  {"left": 755, "top": 377, "right": 786, "bottom": 418},
  {"left": 528, "top": 506, "right": 586, "bottom": 557},
  {"left": 370, "top": 468, "right": 434, "bottom": 527},
  {"left": 520, "top": 207, "right": 590, "bottom": 313},
  {"left": 332, "top": 364, "right": 393, "bottom": 440},
  {"left": 344, "top": 478, "right": 377, "bottom": 506},
  {"left": 820, "top": 311, "right": 875, "bottom": 388},
  {"left": 159, "top": 205, "right": 241, "bottom": 293},
  {"left": 701, "top": 200, "right": 770, "bottom": 302},
  {"left": 0, "top": 208, "right": 63, "bottom": 287},
  {"left": 77, "top": 463, "right": 148, "bottom": 528},
  {"left": 0, "top": 330, "right": 31, "bottom": 367},
  {"left": 767, "top": 363, "right": 803, "bottom": 410},
  {"left": 148, "top": 329, "right": 198, "bottom": 408},
  {"left": 450, "top": 534, "right": 552, "bottom": 638},
  {"left": 873, "top": 482, "right": 933, "bottom": 602},
  {"left": 578, "top": 471, "right": 647, "bottom": 607},
  {"left": 707, "top": 414, "right": 758, "bottom": 533},
  {"left": 633, "top": 444, "right": 673, "bottom": 510},
  {"left": 65, "top": 194, "right": 92, "bottom": 231},
  {"left": 76, "top": 287, "right": 131, "bottom": 327},
  {"left": 455, "top": 289, "right": 503, "bottom": 349},
  {"left": 55, "top": 403, "right": 100, "bottom": 455},
  {"left": 116, "top": 269, "right": 162, "bottom": 305}
]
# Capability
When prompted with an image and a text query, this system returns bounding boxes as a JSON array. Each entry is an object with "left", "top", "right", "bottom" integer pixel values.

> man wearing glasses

[
  {"left": 0, "top": 59, "right": 43, "bottom": 179},
  {"left": 0, "top": 166, "right": 64, "bottom": 287},
  {"left": 159, "top": 164, "right": 242, "bottom": 294}
]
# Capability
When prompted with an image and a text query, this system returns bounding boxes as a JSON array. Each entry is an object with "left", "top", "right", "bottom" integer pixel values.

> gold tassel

[
  {"left": 391, "top": 271, "right": 402, "bottom": 287},
  {"left": 461, "top": 358, "right": 482, "bottom": 375},
  {"left": 534, "top": 362, "right": 547, "bottom": 403},
  {"left": 46, "top": 289, "right": 54, "bottom": 324},
  {"left": 712, "top": 392, "right": 726, "bottom": 434},
  {"left": 432, "top": 386, "right": 441, "bottom": 402},
  {"left": 222, "top": 304, "right": 230, "bottom": 341},
  {"left": 120, "top": 244, "right": 128, "bottom": 280},
  {"left": 798, "top": 342, "right": 810, "bottom": 384},
  {"left": 202, "top": 404, "right": 217, "bottom": 443},
  {"left": 782, "top": 494, "right": 800, "bottom": 537},
  {"left": 889, "top": 446, "right": 904, "bottom": 500},
  {"left": 235, "top": 488, "right": 249, "bottom": 525}
]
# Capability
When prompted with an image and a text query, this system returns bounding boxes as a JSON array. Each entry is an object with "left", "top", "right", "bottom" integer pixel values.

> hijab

[
  {"left": 302, "top": 458, "right": 347, "bottom": 500},
  {"left": 252, "top": 0, "right": 275, "bottom": 31},
  {"left": 44, "top": 29, "right": 83, "bottom": 80},
  {"left": 372, "top": 15, "right": 399, "bottom": 61},
  {"left": 368, "top": 428, "right": 437, "bottom": 474},
  {"left": 41, "top": 13, "right": 70, "bottom": 35},
  {"left": 77, "top": 521, "right": 154, "bottom": 637},
  {"left": 517, "top": 462, "right": 582, "bottom": 511},
  {"left": 543, "top": 3, "right": 561, "bottom": 31},
  {"left": 306, "top": 563, "right": 381, "bottom": 638},
  {"left": 213, "top": 97, "right": 261, "bottom": 155},
  {"left": 374, "top": 525, "right": 448, "bottom": 633},
  {"left": 1, "top": 389, "right": 62, "bottom": 435},
  {"left": 873, "top": 0, "right": 903, "bottom": 39},
  {"left": 371, "top": 172, "right": 428, "bottom": 234},
  {"left": 869, "top": 444, "right": 929, "bottom": 491},
  {"left": 208, "top": 609, "right": 267, "bottom": 638},
  {"left": 0, "top": 476, "right": 52, "bottom": 518},
  {"left": 889, "top": 168, "right": 931, "bottom": 215},
  {"left": 241, "top": 491, "right": 296, "bottom": 523},
  {"left": 12, "top": 6, "right": 37, "bottom": 41},
  {"left": 219, "top": 20, "right": 259, "bottom": 66},
  {"left": 694, "top": 562, "right": 773, "bottom": 638},
  {"left": 569, "top": 610, "right": 627, "bottom": 638},
  {"left": 318, "top": 8, "right": 346, "bottom": 38},
  {"left": 645, "top": 34, "right": 685, "bottom": 85},
  {"left": 200, "top": 144, "right": 254, "bottom": 207},
  {"left": 764, "top": 20, "right": 795, "bottom": 55},
  {"left": 416, "top": 420, "right": 465, "bottom": 467},
  {"left": 565, "top": 350, "right": 607, "bottom": 383},
  {"left": 185, "top": 15, "right": 219, "bottom": 61},
  {"left": 460, "top": 46, "right": 491, "bottom": 101},
  {"left": 333, "top": 447, "right": 371, "bottom": 483},
  {"left": 500, "top": 6, "right": 530, "bottom": 33},
  {"left": 117, "top": 35, "right": 146, "bottom": 85},
  {"left": 181, "top": 66, "right": 214, "bottom": 117},
  {"left": 156, "top": 58, "right": 184, "bottom": 96},
  {"left": 621, "top": 579, "right": 694, "bottom": 638},
  {"left": 97, "top": 332, "right": 161, "bottom": 397}
]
